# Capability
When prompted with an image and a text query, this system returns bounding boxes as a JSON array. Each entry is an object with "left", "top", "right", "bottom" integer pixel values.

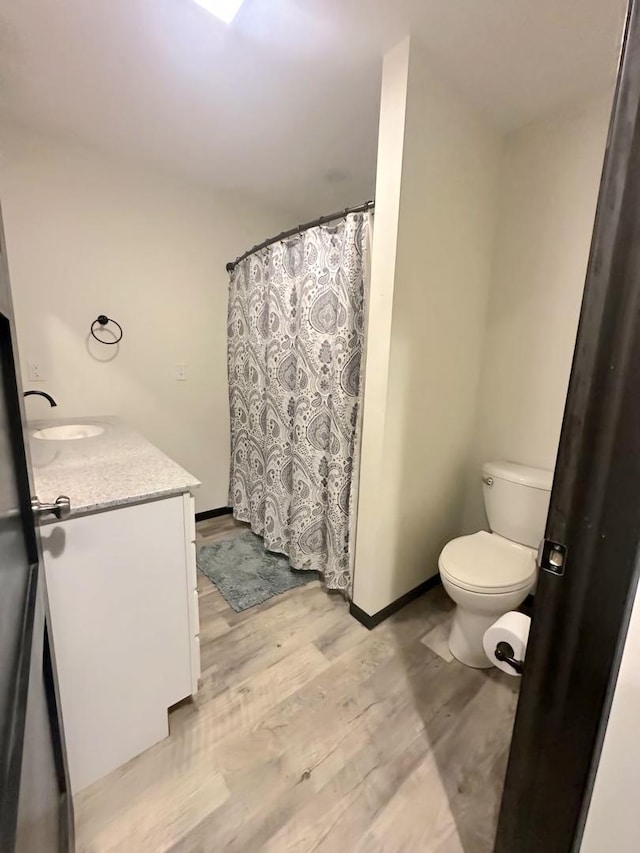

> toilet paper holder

[{"left": 494, "top": 641, "right": 524, "bottom": 675}]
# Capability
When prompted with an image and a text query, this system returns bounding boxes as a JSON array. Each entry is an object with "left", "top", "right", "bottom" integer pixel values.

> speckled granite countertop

[{"left": 28, "top": 417, "right": 200, "bottom": 519}]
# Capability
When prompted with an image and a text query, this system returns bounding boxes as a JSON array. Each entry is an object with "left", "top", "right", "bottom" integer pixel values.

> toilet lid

[{"left": 439, "top": 531, "right": 536, "bottom": 594}]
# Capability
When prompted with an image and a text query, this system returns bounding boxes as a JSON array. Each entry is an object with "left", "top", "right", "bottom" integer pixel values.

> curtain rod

[{"left": 225, "top": 199, "right": 375, "bottom": 273}]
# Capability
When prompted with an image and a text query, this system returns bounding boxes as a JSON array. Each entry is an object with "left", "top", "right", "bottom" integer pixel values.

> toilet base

[
  {"left": 448, "top": 607, "right": 498, "bottom": 669},
  {"left": 440, "top": 572, "right": 533, "bottom": 670}
]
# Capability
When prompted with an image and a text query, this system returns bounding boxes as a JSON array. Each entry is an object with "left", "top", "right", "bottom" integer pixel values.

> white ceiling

[{"left": 0, "top": 0, "right": 628, "bottom": 218}]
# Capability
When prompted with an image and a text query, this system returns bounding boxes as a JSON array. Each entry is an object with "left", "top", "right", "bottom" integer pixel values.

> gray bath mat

[{"left": 197, "top": 530, "right": 319, "bottom": 611}]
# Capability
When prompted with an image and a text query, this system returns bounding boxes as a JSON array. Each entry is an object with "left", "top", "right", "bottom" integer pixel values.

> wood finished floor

[{"left": 74, "top": 515, "right": 518, "bottom": 853}]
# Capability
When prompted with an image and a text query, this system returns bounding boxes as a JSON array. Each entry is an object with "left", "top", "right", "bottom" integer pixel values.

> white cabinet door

[{"left": 43, "top": 496, "right": 193, "bottom": 794}]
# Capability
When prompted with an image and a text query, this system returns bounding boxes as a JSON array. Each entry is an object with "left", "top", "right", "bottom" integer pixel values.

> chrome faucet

[{"left": 24, "top": 390, "right": 57, "bottom": 407}]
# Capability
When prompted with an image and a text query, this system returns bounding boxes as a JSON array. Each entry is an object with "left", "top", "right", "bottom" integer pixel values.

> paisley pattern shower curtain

[{"left": 227, "top": 212, "right": 370, "bottom": 594}]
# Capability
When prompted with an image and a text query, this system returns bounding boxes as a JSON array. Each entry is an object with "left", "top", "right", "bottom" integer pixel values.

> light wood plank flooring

[{"left": 75, "top": 516, "right": 518, "bottom": 853}]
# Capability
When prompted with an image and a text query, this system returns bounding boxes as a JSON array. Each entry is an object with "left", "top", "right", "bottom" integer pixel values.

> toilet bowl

[
  {"left": 439, "top": 531, "right": 536, "bottom": 668},
  {"left": 439, "top": 460, "right": 553, "bottom": 669}
]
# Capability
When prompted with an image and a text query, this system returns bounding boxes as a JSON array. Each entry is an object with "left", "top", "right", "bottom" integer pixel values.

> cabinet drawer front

[
  {"left": 190, "top": 588, "right": 200, "bottom": 637},
  {"left": 186, "top": 541, "right": 197, "bottom": 592},
  {"left": 184, "top": 494, "right": 196, "bottom": 544},
  {"left": 191, "top": 635, "right": 201, "bottom": 694}
]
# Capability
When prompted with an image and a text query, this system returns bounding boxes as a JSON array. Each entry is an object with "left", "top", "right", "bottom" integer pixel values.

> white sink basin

[{"left": 33, "top": 424, "right": 105, "bottom": 441}]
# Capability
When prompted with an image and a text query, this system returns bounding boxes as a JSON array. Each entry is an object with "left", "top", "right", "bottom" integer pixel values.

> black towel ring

[{"left": 90, "top": 315, "right": 123, "bottom": 345}]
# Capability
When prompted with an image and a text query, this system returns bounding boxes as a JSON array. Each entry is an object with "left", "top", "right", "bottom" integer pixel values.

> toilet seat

[{"left": 439, "top": 530, "right": 536, "bottom": 594}]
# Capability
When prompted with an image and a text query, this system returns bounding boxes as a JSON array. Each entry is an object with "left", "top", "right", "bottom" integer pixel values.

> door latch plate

[{"left": 540, "top": 539, "right": 567, "bottom": 576}]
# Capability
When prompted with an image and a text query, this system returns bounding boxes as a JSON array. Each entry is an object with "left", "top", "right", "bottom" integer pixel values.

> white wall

[
  {"left": 463, "top": 97, "right": 611, "bottom": 531},
  {"left": 0, "top": 128, "right": 295, "bottom": 512},
  {"left": 580, "top": 576, "right": 640, "bottom": 851},
  {"left": 353, "top": 39, "right": 502, "bottom": 616}
]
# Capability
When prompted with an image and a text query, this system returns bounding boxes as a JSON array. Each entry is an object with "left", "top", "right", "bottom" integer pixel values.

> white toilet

[{"left": 439, "top": 461, "right": 553, "bottom": 668}]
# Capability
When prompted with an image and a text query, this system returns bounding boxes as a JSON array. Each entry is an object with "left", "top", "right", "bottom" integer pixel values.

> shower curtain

[{"left": 227, "top": 212, "right": 370, "bottom": 595}]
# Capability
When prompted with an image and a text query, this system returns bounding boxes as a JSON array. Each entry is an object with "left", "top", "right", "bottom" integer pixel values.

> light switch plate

[
  {"left": 28, "top": 361, "right": 45, "bottom": 381},
  {"left": 174, "top": 364, "right": 187, "bottom": 381}
]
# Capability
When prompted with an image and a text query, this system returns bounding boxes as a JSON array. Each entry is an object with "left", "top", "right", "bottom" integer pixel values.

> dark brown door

[
  {"left": 0, "top": 207, "right": 73, "bottom": 851},
  {"left": 495, "top": 1, "right": 640, "bottom": 850}
]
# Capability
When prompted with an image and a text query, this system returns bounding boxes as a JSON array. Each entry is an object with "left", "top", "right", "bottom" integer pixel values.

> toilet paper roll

[{"left": 483, "top": 611, "right": 531, "bottom": 676}]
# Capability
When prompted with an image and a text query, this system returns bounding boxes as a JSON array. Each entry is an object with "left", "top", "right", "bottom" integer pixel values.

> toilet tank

[{"left": 482, "top": 461, "right": 553, "bottom": 548}]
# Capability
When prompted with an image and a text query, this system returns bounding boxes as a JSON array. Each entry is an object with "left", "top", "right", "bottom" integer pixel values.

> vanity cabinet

[{"left": 43, "top": 492, "right": 200, "bottom": 794}]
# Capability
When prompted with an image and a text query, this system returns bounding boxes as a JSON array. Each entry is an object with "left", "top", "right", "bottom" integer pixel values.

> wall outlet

[
  {"left": 174, "top": 364, "right": 187, "bottom": 381},
  {"left": 28, "top": 361, "right": 45, "bottom": 381}
]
